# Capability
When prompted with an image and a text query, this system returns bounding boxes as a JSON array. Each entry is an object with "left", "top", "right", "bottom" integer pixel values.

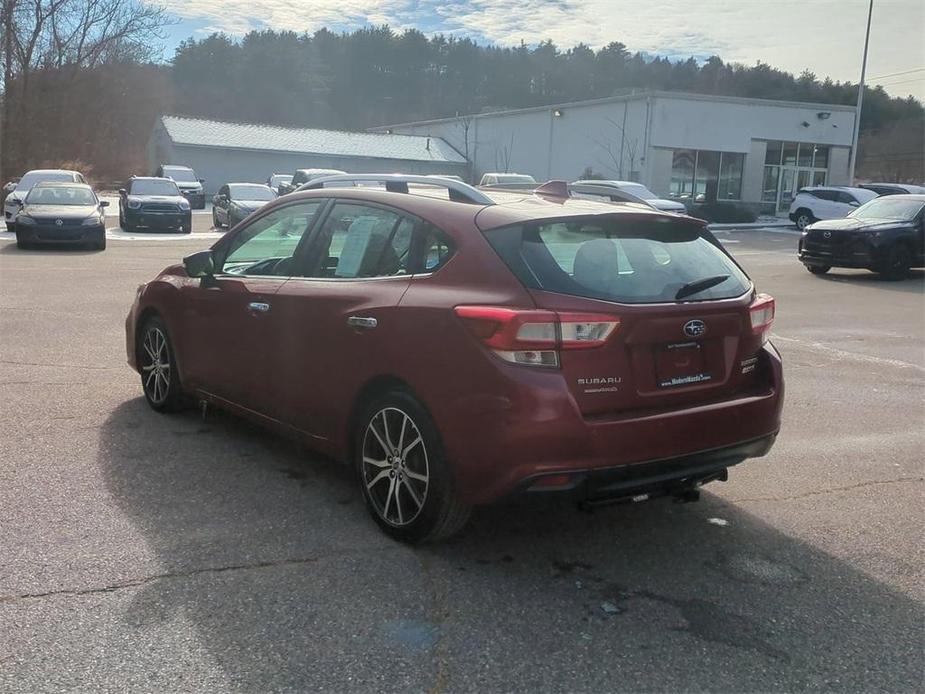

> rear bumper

[
  {"left": 179, "top": 191, "right": 205, "bottom": 209},
  {"left": 438, "top": 342, "right": 783, "bottom": 505}
]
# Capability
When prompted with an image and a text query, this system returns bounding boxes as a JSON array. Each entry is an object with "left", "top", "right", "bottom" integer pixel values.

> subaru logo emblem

[
  {"left": 823, "top": 231, "right": 831, "bottom": 238},
  {"left": 683, "top": 319, "right": 706, "bottom": 338},
  {"left": 55, "top": 219, "right": 63, "bottom": 226}
]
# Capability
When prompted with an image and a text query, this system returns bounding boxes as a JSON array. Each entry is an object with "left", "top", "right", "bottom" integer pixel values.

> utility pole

[{"left": 848, "top": 0, "right": 873, "bottom": 185}]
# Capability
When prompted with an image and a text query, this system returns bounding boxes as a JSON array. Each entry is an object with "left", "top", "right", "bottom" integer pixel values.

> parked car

[
  {"left": 278, "top": 169, "right": 347, "bottom": 195},
  {"left": 125, "top": 174, "right": 782, "bottom": 543},
  {"left": 4, "top": 169, "right": 88, "bottom": 222},
  {"left": 2, "top": 177, "right": 20, "bottom": 206},
  {"left": 212, "top": 183, "right": 277, "bottom": 229},
  {"left": 266, "top": 173, "right": 293, "bottom": 195},
  {"left": 798, "top": 194, "right": 925, "bottom": 279},
  {"left": 479, "top": 172, "right": 537, "bottom": 186},
  {"left": 576, "top": 180, "right": 687, "bottom": 213},
  {"left": 788, "top": 186, "right": 878, "bottom": 230},
  {"left": 859, "top": 182, "right": 925, "bottom": 196},
  {"left": 13, "top": 181, "right": 108, "bottom": 250},
  {"left": 155, "top": 164, "right": 205, "bottom": 209},
  {"left": 119, "top": 177, "right": 192, "bottom": 233}
]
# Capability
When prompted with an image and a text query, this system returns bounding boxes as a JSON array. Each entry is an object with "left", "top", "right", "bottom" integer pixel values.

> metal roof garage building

[
  {"left": 372, "top": 91, "right": 858, "bottom": 215},
  {"left": 147, "top": 115, "right": 468, "bottom": 196}
]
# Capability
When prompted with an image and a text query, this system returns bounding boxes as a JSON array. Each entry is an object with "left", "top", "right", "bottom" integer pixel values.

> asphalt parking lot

[{"left": 0, "top": 228, "right": 922, "bottom": 692}]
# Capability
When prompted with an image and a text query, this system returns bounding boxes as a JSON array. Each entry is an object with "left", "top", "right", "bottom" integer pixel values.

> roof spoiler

[{"left": 300, "top": 173, "right": 494, "bottom": 205}]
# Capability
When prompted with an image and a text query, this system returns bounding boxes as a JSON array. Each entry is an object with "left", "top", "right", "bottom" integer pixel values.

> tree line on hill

[{"left": 1, "top": 12, "right": 922, "bottom": 183}]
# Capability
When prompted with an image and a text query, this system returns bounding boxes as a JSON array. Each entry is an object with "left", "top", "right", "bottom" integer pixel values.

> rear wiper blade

[{"left": 675, "top": 274, "right": 730, "bottom": 301}]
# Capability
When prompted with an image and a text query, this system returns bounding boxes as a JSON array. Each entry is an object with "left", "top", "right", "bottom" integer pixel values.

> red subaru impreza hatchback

[{"left": 126, "top": 176, "right": 783, "bottom": 543}]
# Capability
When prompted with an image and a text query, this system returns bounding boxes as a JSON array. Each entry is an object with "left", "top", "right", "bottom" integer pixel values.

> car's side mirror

[
  {"left": 198, "top": 178, "right": 205, "bottom": 184},
  {"left": 849, "top": 200, "right": 860, "bottom": 207},
  {"left": 118, "top": 188, "right": 127, "bottom": 196},
  {"left": 99, "top": 200, "right": 110, "bottom": 207},
  {"left": 183, "top": 250, "right": 214, "bottom": 278}
]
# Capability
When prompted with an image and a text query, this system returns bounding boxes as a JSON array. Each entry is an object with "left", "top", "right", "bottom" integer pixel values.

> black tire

[
  {"left": 212, "top": 209, "right": 223, "bottom": 229},
  {"left": 795, "top": 209, "right": 815, "bottom": 231},
  {"left": 138, "top": 315, "right": 185, "bottom": 412},
  {"left": 878, "top": 243, "right": 912, "bottom": 280},
  {"left": 123, "top": 218, "right": 136, "bottom": 233},
  {"left": 355, "top": 390, "right": 470, "bottom": 544},
  {"left": 119, "top": 209, "right": 125, "bottom": 228},
  {"left": 806, "top": 264, "right": 830, "bottom": 275},
  {"left": 16, "top": 235, "right": 30, "bottom": 250}
]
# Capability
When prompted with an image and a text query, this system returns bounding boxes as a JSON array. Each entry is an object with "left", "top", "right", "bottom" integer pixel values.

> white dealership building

[{"left": 371, "top": 91, "right": 858, "bottom": 214}]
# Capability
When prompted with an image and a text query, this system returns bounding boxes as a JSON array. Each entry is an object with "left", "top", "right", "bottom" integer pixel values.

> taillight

[
  {"left": 454, "top": 306, "right": 619, "bottom": 367},
  {"left": 749, "top": 293, "right": 775, "bottom": 344}
]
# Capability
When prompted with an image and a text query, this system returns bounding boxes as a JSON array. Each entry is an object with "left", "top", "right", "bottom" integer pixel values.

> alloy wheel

[
  {"left": 141, "top": 326, "right": 171, "bottom": 405},
  {"left": 361, "top": 407, "right": 429, "bottom": 526}
]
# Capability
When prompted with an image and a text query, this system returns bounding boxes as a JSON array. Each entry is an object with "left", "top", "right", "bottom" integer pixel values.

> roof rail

[{"left": 298, "top": 174, "right": 495, "bottom": 205}]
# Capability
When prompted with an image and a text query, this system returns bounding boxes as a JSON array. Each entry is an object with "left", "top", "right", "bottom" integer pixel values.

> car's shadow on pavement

[
  {"left": 99, "top": 399, "right": 922, "bottom": 692},
  {"left": 811, "top": 267, "right": 925, "bottom": 294}
]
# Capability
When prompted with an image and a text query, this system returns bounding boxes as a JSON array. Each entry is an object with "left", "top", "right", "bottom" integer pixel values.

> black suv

[
  {"left": 155, "top": 164, "right": 205, "bottom": 209},
  {"left": 119, "top": 177, "right": 192, "bottom": 233}
]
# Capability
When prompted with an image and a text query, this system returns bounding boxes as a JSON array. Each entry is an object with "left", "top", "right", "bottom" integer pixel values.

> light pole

[{"left": 848, "top": 0, "right": 873, "bottom": 185}]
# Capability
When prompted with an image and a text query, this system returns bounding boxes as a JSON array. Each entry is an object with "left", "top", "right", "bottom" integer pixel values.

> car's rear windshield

[
  {"left": 483, "top": 217, "right": 751, "bottom": 304},
  {"left": 131, "top": 180, "right": 180, "bottom": 196},
  {"left": 17, "top": 172, "right": 74, "bottom": 189},
  {"left": 229, "top": 184, "right": 276, "bottom": 201},
  {"left": 163, "top": 167, "right": 197, "bottom": 182}
]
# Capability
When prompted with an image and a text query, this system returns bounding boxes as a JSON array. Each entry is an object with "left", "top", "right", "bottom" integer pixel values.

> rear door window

[{"left": 483, "top": 218, "right": 750, "bottom": 304}]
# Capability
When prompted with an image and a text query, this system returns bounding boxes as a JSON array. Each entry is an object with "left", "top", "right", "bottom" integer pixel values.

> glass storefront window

[
  {"left": 765, "top": 141, "right": 782, "bottom": 166},
  {"left": 693, "top": 151, "right": 720, "bottom": 202},
  {"left": 797, "top": 143, "right": 813, "bottom": 167},
  {"left": 782, "top": 142, "right": 798, "bottom": 166},
  {"left": 718, "top": 153, "right": 744, "bottom": 200},
  {"left": 670, "top": 150, "right": 696, "bottom": 199},
  {"left": 813, "top": 146, "right": 829, "bottom": 169},
  {"left": 762, "top": 166, "right": 780, "bottom": 203},
  {"left": 812, "top": 170, "right": 827, "bottom": 186}
]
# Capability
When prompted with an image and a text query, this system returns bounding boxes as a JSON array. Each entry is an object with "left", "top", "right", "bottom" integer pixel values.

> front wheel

[
  {"left": 138, "top": 316, "right": 185, "bottom": 412},
  {"left": 355, "top": 391, "right": 470, "bottom": 543},
  {"left": 806, "top": 264, "right": 830, "bottom": 275},
  {"left": 878, "top": 243, "right": 911, "bottom": 280},
  {"left": 212, "top": 209, "right": 222, "bottom": 229}
]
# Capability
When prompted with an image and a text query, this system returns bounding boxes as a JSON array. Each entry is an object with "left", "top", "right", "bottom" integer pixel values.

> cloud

[{"left": 163, "top": 0, "right": 925, "bottom": 100}]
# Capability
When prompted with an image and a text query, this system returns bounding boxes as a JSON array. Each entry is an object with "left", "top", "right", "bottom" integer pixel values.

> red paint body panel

[{"left": 125, "top": 187, "right": 784, "bottom": 506}]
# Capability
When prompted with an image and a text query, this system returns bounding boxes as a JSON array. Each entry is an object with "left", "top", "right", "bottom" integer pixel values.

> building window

[
  {"left": 762, "top": 166, "right": 780, "bottom": 203},
  {"left": 670, "top": 149, "right": 744, "bottom": 202},
  {"left": 761, "top": 140, "right": 830, "bottom": 212}
]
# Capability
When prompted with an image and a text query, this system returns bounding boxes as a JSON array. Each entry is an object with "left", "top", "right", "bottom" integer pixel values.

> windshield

[
  {"left": 620, "top": 183, "right": 658, "bottom": 200},
  {"left": 130, "top": 179, "right": 180, "bottom": 196},
  {"left": 270, "top": 175, "right": 292, "bottom": 186},
  {"left": 484, "top": 217, "right": 750, "bottom": 304},
  {"left": 16, "top": 172, "right": 74, "bottom": 190},
  {"left": 850, "top": 197, "right": 925, "bottom": 221},
  {"left": 497, "top": 174, "right": 536, "bottom": 183},
  {"left": 163, "top": 167, "right": 197, "bottom": 182},
  {"left": 25, "top": 186, "right": 96, "bottom": 205},
  {"left": 230, "top": 185, "right": 276, "bottom": 201}
]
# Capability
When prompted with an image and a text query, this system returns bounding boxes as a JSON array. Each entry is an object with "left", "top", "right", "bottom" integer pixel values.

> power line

[
  {"left": 868, "top": 67, "right": 925, "bottom": 80},
  {"left": 875, "top": 77, "right": 925, "bottom": 88}
]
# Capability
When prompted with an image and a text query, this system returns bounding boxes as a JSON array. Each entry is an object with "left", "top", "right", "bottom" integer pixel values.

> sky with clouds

[{"left": 161, "top": 0, "right": 925, "bottom": 102}]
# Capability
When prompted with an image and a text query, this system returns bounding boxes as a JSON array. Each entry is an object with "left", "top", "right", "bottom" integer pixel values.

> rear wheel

[
  {"left": 806, "top": 264, "right": 830, "bottom": 275},
  {"left": 878, "top": 243, "right": 911, "bottom": 280},
  {"left": 795, "top": 209, "right": 814, "bottom": 231},
  {"left": 212, "top": 209, "right": 222, "bottom": 229},
  {"left": 138, "top": 316, "right": 185, "bottom": 412},
  {"left": 355, "top": 390, "right": 470, "bottom": 543}
]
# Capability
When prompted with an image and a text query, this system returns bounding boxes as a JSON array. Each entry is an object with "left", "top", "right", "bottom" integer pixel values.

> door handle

[
  {"left": 248, "top": 301, "right": 271, "bottom": 313},
  {"left": 347, "top": 316, "right": 378, "bottom": 329}
]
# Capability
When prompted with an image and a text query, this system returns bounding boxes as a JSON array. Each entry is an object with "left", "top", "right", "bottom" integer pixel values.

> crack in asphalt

[
  {"left": 0, "top": 550, "right": 388, "bottom": 605},
  {"left": 729, "top": 476, "right": 923, "bottom": 503}
]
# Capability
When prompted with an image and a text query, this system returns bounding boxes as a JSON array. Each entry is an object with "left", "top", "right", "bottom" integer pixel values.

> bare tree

[
  {"left": 591, "top": 115, "right": 639, "bottom": 180},
  {"left": 1, "top": 0, "right": 170, "bottom": 180},
  {"left": 493, "top": 131, "right": 514, "bottom": 173}
]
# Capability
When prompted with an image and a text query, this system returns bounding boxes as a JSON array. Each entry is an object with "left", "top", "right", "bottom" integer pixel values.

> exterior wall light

[
  {"left": 553, "top": 109, "right": 563, "bottom": 117},
  {"left": 817, "top": 111, "right": 831, "bottom": 120}
]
